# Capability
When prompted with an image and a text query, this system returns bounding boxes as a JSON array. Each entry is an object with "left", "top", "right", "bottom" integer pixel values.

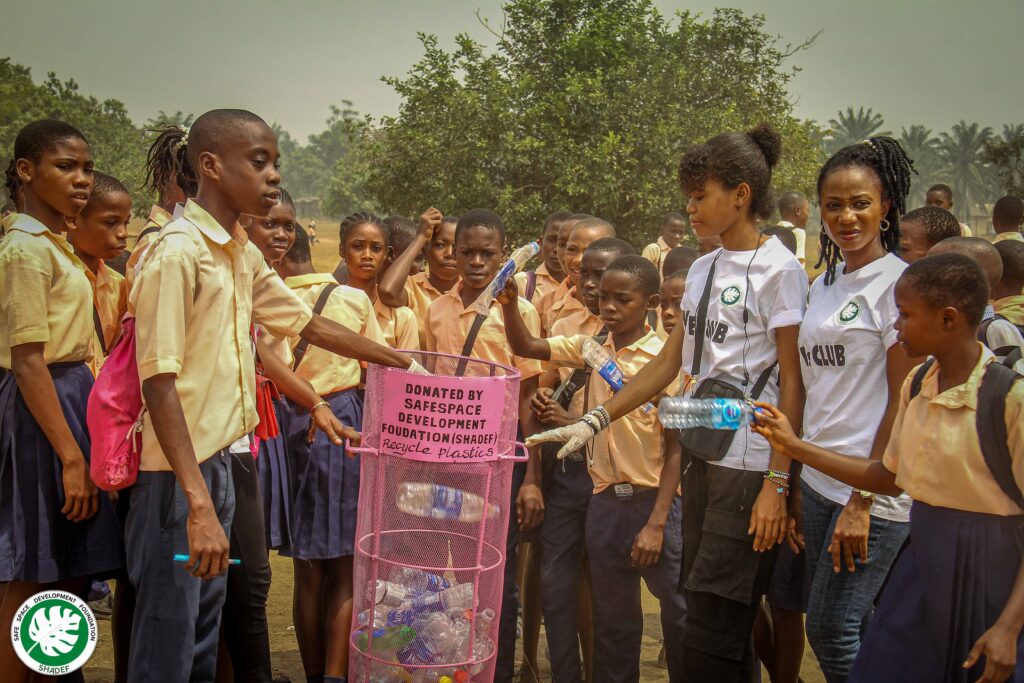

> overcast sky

[{"left": 6, "top": 0, "right": 1022, "bottom": 140}]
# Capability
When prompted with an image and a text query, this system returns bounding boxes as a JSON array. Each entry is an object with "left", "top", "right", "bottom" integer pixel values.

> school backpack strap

[
  {"left": 550, "top": 330, "right": 609, "bottom": 410},
  {"left": 690, "top": 253, "right": 722, "bottom": 379},
  {"left": 908, "top": 358, "right": 937, "bottom": 400},
  {"left": 136, "top": 224, "right": 161, "bottom": 244},
  {"left": 460, "top": 313, "right": 488, "bottom": 358},
  {"left": 291, "top": 283, "right": 339, "bottom": 371},
  {"left": 92, "top": 306, "right": 108, "bottom": 356},
  {"left": 978, "top": 314, "right": 1019, "bottom": 357},
  {"left": 524, "top": 270, "right": 538, "bottom": 303},
  {"left": 1003, "top": 347, "right": 1023, "bottom": 369},
  {"left": 976, "top": 363, "right": 1024, "bottom": 509}
]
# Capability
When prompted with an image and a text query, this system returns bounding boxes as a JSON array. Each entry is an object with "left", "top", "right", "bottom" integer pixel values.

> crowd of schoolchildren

[{"left": 2, "top": 110, "right": 1024, "bottom": 683}]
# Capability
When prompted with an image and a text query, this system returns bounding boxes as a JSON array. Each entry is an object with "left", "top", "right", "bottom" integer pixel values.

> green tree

[
  {"left": 981, "top": 125, "right": 1024, "bottom": 197},
  {"left": 359, "top": 1, "right": 823, "bottom": 245},
  {"left": 899, "top": 124, "right": 942, "bottom": 208},
  {"left": 938, "top": 120, "right": 994, "bottom": 220},
  {"left": 825, "top": 107, "right": 889, "bottom": 154}
]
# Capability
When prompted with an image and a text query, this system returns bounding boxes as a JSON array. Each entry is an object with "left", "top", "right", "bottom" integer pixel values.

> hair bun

[{"left": 746, "top": 123, "right": 782, "bottom": 168}]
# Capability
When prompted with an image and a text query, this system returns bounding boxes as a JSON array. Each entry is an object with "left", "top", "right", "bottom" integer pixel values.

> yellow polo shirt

[
  {"left": 994, "top": 232, "right": 1024, "bottom": 243},
  {"left": 86, "top": 262, "right": 128, "bottom": 376},
  {"left": 883, "top": 346, "right": 1024, "bottom": 515},
  {"left": 131, "top": 200, "right": 314, "bottom": 471},
  {"left": 284, "top": 274, "right": 387, "bottom": 394},
  {"left": 547, "top": 329, "right": 679, "bottom": 493},
  {"left": 515, "top": 263, "right": 562, "bottom": 310},
  {"left": 424, "top": 282, "right": 543, "bottom": 379},
  {"left": 373, "top": 296, "right": 420, "bottom": 351},
  {"left": 405, "top": 272, "right": 447, "bottom": 347},
  {"left": 642, "top": 236, "right": 672, "bottom": 276},
  {"left": 543, "top": 286, "right": 591, "bottom": 339},
  {"left": 995, "top": 295, "right": 1024, "bottom": 326},
  {"left": 126, "top": 205, "right": 174, "bottom": 293},
  {"left": 0, "top": 214, "right": 94, "bottom": 368}
]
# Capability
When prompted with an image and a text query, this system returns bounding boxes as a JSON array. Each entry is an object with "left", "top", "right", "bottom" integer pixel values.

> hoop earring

[{"left": 880, "top": 219, "right": 891, "bottom": 232}]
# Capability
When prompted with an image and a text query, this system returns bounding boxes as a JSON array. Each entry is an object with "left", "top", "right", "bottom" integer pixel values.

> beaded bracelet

[
  {"left": 591, "top": 405, "right": 611, "bottom": 430},
  {"left": 764, "top": 472, "right": 790, "bottom": 496},
  {"left": 766, "top": 468, "right": 790, "bottom": 481}
]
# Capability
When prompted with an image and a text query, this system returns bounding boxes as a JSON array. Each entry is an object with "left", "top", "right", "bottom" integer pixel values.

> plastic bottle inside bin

[
  {"left": 387, "top": 583, "right": 474, "bottom": 627},
  {"left": 367, "top": 662, "right": 412, "bottom": 683},
  {"left": 354, "top": 624, "right": 418, "bottom": 654},
  {"left": 372, "top": 579, "right": 414, "bottom": 607},
  {"left": 397, "top": 482, "right": 500, "bottom": 522},
  {"left": 658, "top": 397, "right": 760, "bottom": 430},
  {"left": 389, "top": 566, "right": 451, "bottom": 595},
  {"left": 396, "top": 613, "right": 460, "bottom": 666}
]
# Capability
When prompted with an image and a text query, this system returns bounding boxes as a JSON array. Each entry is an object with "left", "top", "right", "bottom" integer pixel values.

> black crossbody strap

[
  {"left": 690, "top": 253, "right": 721, "bottom": 378},
  {"left": 909, "top": 358, "right": 937, "bottom": 400},
  {"left": 551, "top": 330, "right": 608, "bottom": 409},
  {"left": 93, "top": 306, "right": 108, "bottom": 356},
  {"left": 291, "top": 283, "right": 339, "bottom": 370},
  {"left": 460, "top": 313, "right": 487, "bottom": 358},
  {"left": 749, "top": 362, "right": 777, "bottom": 399}
]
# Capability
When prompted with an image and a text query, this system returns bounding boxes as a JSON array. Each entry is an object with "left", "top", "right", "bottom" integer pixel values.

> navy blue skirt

[
  {"left": 0, "top": 363, "right": 124, "bottom": 582},
  {"left": 282, "top": 388, "right": 362, "bottom": 561},
  {"left": 255, "top": 395, "right": 293, "bottom": 552},
  {"left": 851, "top": 502, "right": 1024, "bottom": 682}
]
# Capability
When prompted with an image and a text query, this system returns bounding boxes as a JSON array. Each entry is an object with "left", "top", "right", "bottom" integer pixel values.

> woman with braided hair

[{"left": 795, "top": 137, "right": 920, "bottom": 682}]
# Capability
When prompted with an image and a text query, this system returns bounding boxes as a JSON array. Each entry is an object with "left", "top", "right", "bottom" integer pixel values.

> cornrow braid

[
  {"left": 339, "top": 211, "right": 388, "bottom": 246},
  {"left": 4, "top": 159, "right": 18, "bottom": 209},
  {"left": 815, "top": 136, "right": 916, "bottom": 285},
  {"left": 144, "top": 125, "right": 197, "bottom": 200}
]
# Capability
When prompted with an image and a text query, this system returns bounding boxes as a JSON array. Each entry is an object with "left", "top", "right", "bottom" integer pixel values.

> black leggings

[{"left": 222, "top": 451, "right": 274, "bottom": 682}]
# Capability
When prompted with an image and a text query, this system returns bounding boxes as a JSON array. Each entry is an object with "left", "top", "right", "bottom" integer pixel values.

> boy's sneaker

[{"left": 88, "top": 592, "right": 114, "bottom": 621}]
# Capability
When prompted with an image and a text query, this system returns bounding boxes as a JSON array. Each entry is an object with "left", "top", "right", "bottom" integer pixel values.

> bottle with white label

[
  {"left": 658, "top": 397, "right": 760, "bottom": 430},
  {"left": 396, "top": 482, "right": 499, "bottom": 522}
]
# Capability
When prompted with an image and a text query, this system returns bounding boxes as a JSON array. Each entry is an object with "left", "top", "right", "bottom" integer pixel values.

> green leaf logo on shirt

[
  {"left": 720, "top": 285, "right": 742, "bottom": 307},
  {"left": 10, "top": 591, "right": 97, "bottom": 674},
  {"left": 839, "top": 301, "right": 861, "bottom": 324}
]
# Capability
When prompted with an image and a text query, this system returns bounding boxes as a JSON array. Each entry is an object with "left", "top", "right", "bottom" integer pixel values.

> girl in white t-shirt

[
  {"left": 529, "top": 124, "right": 807, "bottom": 682},
  {"left": 800, "top": 138, "right": 919, "bottom": 683}
]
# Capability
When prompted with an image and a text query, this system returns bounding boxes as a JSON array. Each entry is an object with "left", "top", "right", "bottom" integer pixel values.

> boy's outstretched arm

[
  {"left": 497, "top": 279, "right": 551, "bottom": 361},
  {"left": 378, "top": 207, "right": 442, "bottom": 308},
  {"left": 752, "top": 404, "right": 902, "bottom": 496}
]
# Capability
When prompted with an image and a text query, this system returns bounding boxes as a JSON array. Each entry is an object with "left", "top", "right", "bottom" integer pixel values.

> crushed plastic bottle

[
  {"left": 397, "top": 614, "right": 460, "bottom": 666},
  {"left": 388, "top": 566, "right": 451, "bottom": 595}
]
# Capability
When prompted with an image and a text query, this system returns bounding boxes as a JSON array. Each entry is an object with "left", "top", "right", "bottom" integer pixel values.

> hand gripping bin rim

[{"left": 349, "top": 350, "right": 527, "bottom": 682}]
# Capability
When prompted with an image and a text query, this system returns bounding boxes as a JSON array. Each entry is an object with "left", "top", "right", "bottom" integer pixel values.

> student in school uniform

[
  {"left": 781, "top": 138, "right": 920, "bottom": 683},
  {"left": 925, "top": 183, "right": 973, "bottom": 236},
  {"left": 896, "top": 205, "right": 962, "bottom": 264},
  {"left": 274, "top": 217, "right": 390, "bottom": 683},
  {"left": 755, "top": 252, "right": 1024, "bottom": 683},
  {"left": 516, "top": 210, "right": 571, "bottom": 307},
  {"left": 929, "top": 237, "right": 1024, "bottom": 361},
  {"left": 377, "top": 208, "right": 458, "bottom": 347},
  {"left": 525, "top": 238, "right": 638, "bottom": 683},
  {"left": 423, "top": 208, "right": 544, "bottom": 683},
  {"left": 337, "top": 212, "right": 419, "bottom": 350},
  {"left": 504, "top": 255, "right": 686, "bottom": 682},
  {"left": 992, "top": 196, "right": 1024, "bottom": 244},
  {"left": 643, "top": 211, "right": 689, "bottom": 276},
  {"left": 127, "top": 109, "right": 416, "bottom": 683},
  {"left": 652, "top": 247, "right": 700, "bottom": 341},
  {"left": 126, "top": 127, "right": 192, "bottom": 291},
  {"left": 0, "top": 120, "right": 124, "bottom": 682},
  {"left": 530, "top": 125, "right": 807, "bottom": 683},
  {"left": 66, "top": 171, "right": 131, "bottom": 377},
  {"left": 994, "top": 240, "right": 1024, "bottom": 326},
  {"left": 544, "top": 217, "right": 616, "bottom": 335},
  {"left": 775, "top": 192, "right": 810, "bottom": 266}
]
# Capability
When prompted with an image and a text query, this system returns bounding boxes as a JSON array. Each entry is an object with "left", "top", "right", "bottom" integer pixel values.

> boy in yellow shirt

[
  {"left": 515, "top": 210, "right": 571, "bottom": 307},
  {"left": 993, "top": 196, "right": 1024, "bottom": 243},
  {"left": 66, "top": 171, "right": 130, "bottom": 376},
  {"left": 423, "top": 208, "right": 543, "bottom": 683},
  {"left": 544, "top": 216, "right": 616, "bottom": 335},
  {"left": 642, "top": 211, "right": 688, "bottom": 276},
  {"left": 504, "top": 254, "right": 686, "bottom": 682}
]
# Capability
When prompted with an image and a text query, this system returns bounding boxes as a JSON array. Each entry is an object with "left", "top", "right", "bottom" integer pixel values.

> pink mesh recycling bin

[{"left": 348, "top": 351, "right": 527, "bottom": 683}]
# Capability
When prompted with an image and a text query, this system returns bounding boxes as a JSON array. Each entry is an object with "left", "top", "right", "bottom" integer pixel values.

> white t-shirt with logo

[
  {"left": 681, "top": 237, "right": 808, "bottom": 472},
  {"left": 799, "top": 253, "right": 912, "bottom": 522}
]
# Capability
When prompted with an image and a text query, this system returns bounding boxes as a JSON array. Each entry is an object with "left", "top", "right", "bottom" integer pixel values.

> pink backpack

[{"left": 87, "top": 315, "right": 145, "bottom": 491}]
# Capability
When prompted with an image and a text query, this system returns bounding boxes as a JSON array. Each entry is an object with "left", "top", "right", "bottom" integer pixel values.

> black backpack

[
  {"left": 978, "top": 314, "right": 1024, "bottom": 358},
  {"left": 909, "top": 357, "right": 1024, "bottom": 509}
]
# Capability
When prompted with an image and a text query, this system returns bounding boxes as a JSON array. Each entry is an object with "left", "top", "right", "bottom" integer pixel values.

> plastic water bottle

[
  {"left": 469, "top": 242, "right": 540, "bottom": 315},
  {"left": 354, "top": 625, "right": 418, "bottom": 654},
  {"left": 367, "top": 662, "right": 412, "bottom": 683},
  {"left": 474, "top": 608, "right": 496, "bottom": 637},
  {"left": 397, "top": 613, "right": 460, "bottom": 666},
  {"left": 580, "top": 337, "right": 654, "bottom": 412},
  {"left": 405, "top": 583, "right": 474, "bottom": 615},
  {"left": 388, "top": 566, "right": 451, "bottom": 595},
  {"left": 658, "top": 397, "right": 759, "bottom": 430},
  {"left": 397, "top": 482, "right": 500, "bottom": 522},
  {"left": 371, "top": 579, "right": 413, "bottom": 608}
]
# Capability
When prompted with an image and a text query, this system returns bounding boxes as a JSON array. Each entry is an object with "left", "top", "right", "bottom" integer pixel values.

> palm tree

[
  {"left": 937, "top": 120, "right": 994, "bottom": 221},
  {"left": 825, "top": 107, "right": 889, "bottom": 153},
  {"left": 899, "top": 125, "right": 941, "bottom": 208},
  {"left": 1003, "top": 123, "right": 1024, "bottom": 143}
]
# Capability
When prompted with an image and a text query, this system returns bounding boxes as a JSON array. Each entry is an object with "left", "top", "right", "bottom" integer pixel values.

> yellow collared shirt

[
  {"left": 543, "top": 285, "right": 589, "bottom": 338},
  {"left": 405, "top": 272, "right": 447, "bottom": 348},
  {"left": 514, "top": 263, "right": 562, "bottom": 309},
  {"left": 284, "top": 274, "right": 387, "bottom": 394},
  {"left": 995, "top": 295, "right": 1024, "bottom": 326},
  {"left": 424, "top": 282, "right": 543, "bottom": 379},
  {"left": 131, "top": 200, "right": 313, "bottom": 471},
  {"left": 86, "top": 261, "right": 128, "bottom": 377},
  {"left": 642, "top": 236, "right": 672, "bottom": 275},
  {"left": 547, "top": 329, "right": 679, "bottom": 493},
  {"left": 883, "top": 346, "right": 1024, "bottom": 515},
  {"left": 0, "top": 214, "right": 94, "bottom": 368},
  {"left": 373, "top": 296, "right": 420, "bottom": 351},
  {"left": 994, "top": 232, "right": 1024, "bottom": 243},
  {"left": 126, "top": 205, "right": 175, "bottom": 293}
]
